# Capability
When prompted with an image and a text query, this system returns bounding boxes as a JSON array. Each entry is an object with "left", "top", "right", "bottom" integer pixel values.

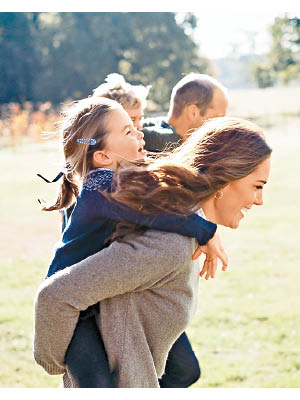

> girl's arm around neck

[
  {"left": 80, "top": 169, "right": 216, "bottom": 245},
  {"left": 94, "top": 191, "right": 217, "bottom": 245}
]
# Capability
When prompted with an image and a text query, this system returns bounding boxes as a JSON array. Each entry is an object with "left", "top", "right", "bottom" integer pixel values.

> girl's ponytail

[{"left": 41, "top": 172, "right": 79, "bottom": 212}]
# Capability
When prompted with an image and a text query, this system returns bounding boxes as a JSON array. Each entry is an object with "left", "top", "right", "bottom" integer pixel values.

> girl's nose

[{"left": 135, "top": 120, "right": 142, "bottom": 131}]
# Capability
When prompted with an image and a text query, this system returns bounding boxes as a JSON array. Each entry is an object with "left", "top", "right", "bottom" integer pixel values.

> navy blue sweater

[{"left": 47, "top": 168, "right": 216, "bottom": 278}]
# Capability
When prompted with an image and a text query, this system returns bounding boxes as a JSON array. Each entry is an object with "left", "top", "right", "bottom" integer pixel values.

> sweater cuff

[{"left": 34, "top": 356, "right": 66, "bottom": 375}]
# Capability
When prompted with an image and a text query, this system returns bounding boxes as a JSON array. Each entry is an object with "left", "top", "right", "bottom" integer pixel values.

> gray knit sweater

[{"left": 33, "top": 230, "right": 200, "bottom": 388}]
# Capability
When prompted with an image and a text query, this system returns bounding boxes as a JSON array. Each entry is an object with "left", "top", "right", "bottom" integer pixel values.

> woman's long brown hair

[{"left": 109, "top": 117, "right": 272, "bottom": 241}]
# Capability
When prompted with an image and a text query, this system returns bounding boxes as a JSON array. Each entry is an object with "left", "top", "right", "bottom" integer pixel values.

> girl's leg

[
  {"left": 65, "top": 306, "right": 114, "bottom": 388},
  {"left": 159, "top": 331, "right": 201, "bottom": 388}
]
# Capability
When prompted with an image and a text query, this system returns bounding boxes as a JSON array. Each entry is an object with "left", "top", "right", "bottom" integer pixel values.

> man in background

[{"left": 143, "top": 73, "right": 228, "bottom": 151}]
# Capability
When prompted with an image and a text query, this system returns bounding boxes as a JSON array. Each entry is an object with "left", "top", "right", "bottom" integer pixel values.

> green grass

[
  {"left": 0, "top": 141, "right": 62, "bottom": 387},
  {"left": 1, "top": 90, "right": 300, "bottom": 387}
]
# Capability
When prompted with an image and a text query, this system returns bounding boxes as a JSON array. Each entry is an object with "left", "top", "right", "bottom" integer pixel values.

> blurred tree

[
  {"left": 0, "top": 12, "right": 211, "bottom": 109},
  {"left": 251, "top": 63, "right": 275, "bottom": 88},
  {"left": 251, "top": 15, "right": 300, "bottom": 88},
  {"left": 0, "top": 13, "right": 39, "bottom": 103},
  {"left": 113, "top": 13, "right": 211, "bottom": 108}
]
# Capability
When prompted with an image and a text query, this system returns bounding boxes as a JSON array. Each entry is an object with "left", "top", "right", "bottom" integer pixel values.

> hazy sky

[
  {"left": 181, "top": 1, "right": 300, "bottom": 59},
  {"left": 193, "top": 12, "right": 283, "bottom": 59},
  {"left": 3, "top": 0, "right": 300, "bottom": 60}
]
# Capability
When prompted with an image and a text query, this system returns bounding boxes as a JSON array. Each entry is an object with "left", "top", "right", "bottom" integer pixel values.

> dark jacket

[{"left": 142, "top": 117, "right": 182, "bottom": 152}]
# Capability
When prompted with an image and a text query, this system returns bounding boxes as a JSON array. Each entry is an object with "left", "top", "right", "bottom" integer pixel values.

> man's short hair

[{"left": 169, "top": 73, "right": 227, "bottom": 118}]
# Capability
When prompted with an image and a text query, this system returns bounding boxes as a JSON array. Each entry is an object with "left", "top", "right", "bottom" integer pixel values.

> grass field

[{"left": 0, "top": 87, "right": 300, "bottom": 388}]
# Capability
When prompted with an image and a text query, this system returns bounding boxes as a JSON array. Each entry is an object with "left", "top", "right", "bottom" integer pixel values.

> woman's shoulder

[{"left": 83, "top": 168, "right": 114, "bottom": 192}]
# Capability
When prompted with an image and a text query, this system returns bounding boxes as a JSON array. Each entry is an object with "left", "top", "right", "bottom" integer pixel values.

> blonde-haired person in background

[
  {"left": 93, "top": 73, "right": 150, "bottom": 130},
  {"left": 34, "top": 117, "right": 271, "bottom": 387}
]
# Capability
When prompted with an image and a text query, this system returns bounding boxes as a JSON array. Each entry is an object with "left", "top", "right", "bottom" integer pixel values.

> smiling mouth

[
  {"left": 138, "top": 140, "right": 146, "bottom": 154},
  {"left": 240, "top": 208, "right": 250, "bottom": 217}
]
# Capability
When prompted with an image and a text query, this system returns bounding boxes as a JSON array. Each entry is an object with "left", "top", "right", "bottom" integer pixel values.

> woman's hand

[{"left": 191, "top": 231, "right": 228, "bottom": 280}]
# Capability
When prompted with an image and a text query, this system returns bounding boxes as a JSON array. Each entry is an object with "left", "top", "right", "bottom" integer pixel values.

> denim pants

[{"left": 159, "top": 331, "right": 201, "bottom": 388}]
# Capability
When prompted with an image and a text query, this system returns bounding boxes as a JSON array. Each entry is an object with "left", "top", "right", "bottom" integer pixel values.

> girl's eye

[
  {"left": 256, "top": 185, "right": 263, "bottom": 190},
  {"left": 126, "top": 130, "right": 131, "bottom": 135}
]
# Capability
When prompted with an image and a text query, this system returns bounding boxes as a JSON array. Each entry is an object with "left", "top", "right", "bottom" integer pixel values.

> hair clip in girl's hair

[{"left": 76, "top": 138, "right": 97, "bottom": 145}]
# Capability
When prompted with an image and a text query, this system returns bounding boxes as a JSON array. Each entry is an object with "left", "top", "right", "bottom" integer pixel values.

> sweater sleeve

[{"left": 33, "top": 231, "right": 194, "bottom": 375}]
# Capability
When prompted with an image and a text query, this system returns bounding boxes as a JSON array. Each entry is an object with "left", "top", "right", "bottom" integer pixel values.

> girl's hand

[{"left": 191, "top": 231, "right": 228, "bottom": 280}]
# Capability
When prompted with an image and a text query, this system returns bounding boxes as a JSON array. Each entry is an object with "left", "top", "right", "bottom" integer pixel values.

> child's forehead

[
  {"left": 107, "top": 107, "right": 132, "bottom": 129},
  {"left": 110, "top": 105, "right": 127, "bottom": 117},
  {"left": 125, "top": 106, "right": 143, "bottom": 118}
]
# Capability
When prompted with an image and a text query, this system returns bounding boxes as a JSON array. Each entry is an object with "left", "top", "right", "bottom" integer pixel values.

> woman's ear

[{"left": 93, "top": 150, "right": 113, "bottom": 167}]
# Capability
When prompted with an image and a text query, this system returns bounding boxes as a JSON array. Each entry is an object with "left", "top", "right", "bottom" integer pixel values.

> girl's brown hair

[
  {"left": 110, "top": 117, "right": 272, "bottom": 220},
  {"left": 42, "top": 96, "right": 122, "bottom": 211}
]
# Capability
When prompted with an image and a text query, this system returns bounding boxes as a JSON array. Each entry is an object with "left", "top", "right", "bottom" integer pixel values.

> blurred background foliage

[
  {"left": 0, "top": 11, "right": 299, "bottom": 148},
  {"left": 1, "top": 12, "right": 300, "bottom": 105},
  {"left": 0, "top": 12, "right": 211, "bottom": 108},
  {"left": 251, "top": 15, "right": 300, "bottom": 88}
]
